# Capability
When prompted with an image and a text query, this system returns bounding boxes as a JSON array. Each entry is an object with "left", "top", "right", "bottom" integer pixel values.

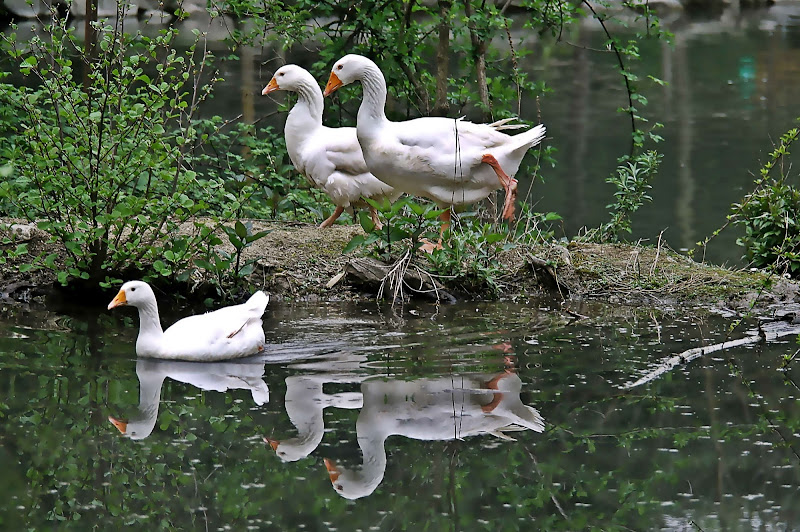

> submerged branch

[{"left": 623, "top": 319, "right": 800, "bottom": 389}]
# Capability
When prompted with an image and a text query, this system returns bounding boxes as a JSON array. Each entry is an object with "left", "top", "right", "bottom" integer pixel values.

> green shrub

[
  {"left": 732, "top": 127, "right": 800, "bottom": 275},
  {"left": 0, "top": 11, "right": 231, "bottom": 286}
]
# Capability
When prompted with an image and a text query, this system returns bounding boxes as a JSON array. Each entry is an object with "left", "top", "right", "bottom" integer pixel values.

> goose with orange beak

[
  {"left": 262, "top": 64, "right": 399, "bottom": 229},
  {"left": 108, "top": 280, "right": 269, "bottom": 361},
  {"left": 324, "top": 54, "right": 546, "bottom": 250}
]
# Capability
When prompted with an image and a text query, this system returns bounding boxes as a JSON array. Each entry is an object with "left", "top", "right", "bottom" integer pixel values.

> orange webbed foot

[{"left": 482, "top": 154, "right": 518, "bottom": 221}]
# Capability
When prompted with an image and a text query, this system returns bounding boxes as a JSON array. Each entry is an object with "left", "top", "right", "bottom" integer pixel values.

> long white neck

[
  {"left": 285, "top": 82, "right": 324, "bottom": 162},
  {"left": 356, "top": 61, "right": 389, "bottom": 137},
  {"left": 128, "top": 361, "right": 169, "bottom": 439},
  {"left": 341, "top": 418, "right": 389, "bottom": 498},
  {"left": 134, "top": 299, "right": 164, "bottom": 356},
  {"left": 285, "top": 378, "right": 325, "bottom": 441}
]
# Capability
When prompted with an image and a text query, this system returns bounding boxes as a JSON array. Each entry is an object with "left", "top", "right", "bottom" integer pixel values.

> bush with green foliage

[
  {"left": 601, "top": 150, "right": 662, "bottom": 242},
  {"left": 0, "top": 0, "right": 674, "bottom": 296},
  {"left": 732, "top": 126, "right": 800, "bottom": 275},
  {"left": 0, "top": 11, "right": 229, "bottom": 286},
  {"left": 344, "top": 197, "right": 562, "bottom": 297}
]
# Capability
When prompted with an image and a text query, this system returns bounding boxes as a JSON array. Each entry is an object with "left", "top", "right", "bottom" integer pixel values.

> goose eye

[
  {"left": 130, "top": 287, "right": 136, "bottom": 292},
  {"left": 337, "top": 65, "right": 343, "bottom": 70},
  {"left": 279, "top": 72, "right": 284, "bottom": 76}
]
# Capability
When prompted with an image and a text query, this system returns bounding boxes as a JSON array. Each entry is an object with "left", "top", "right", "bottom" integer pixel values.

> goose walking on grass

[
  {"left": 323, "top": 54, "right": 546, "bottom": 249},
  {"left": 108, "top": 280, "right": 269, "bottom": 361},
  {"left": 263, "top": 64, "right": 400, "bottom": 229}
]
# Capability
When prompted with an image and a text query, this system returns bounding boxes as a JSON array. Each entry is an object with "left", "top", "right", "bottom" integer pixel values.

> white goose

[
  {"left": 262, "top": 64, "right": 400, "bottom": 228},
  {"left": 323, "top": 54, "right": 547, "bottom": 246},
  {"left": 107, "top": 280, "right": 269, "bottom": 361}
]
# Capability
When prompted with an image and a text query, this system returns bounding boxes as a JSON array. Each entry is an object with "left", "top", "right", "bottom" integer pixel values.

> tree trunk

[
  {"left": 82, "top": 0, "right": 97, "bottom": 93},
  {"left": 433, "top": 0, "right": 452, "bottom": 117},
  {"left": 474, "top": 41, "right": 490, "bottom": 120},
  {"left": 464, "top": 0, "right": 491, "bottom": 121}
]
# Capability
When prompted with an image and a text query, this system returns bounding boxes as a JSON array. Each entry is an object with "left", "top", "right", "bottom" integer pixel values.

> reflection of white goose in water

[
  {"left": 108, "top": 358, "right": 270, "bottom": 440},
  {"left": 265, "top": 353, "right": 369, "bottom": 462},
  {"left": 266, "top": 374, "right": 364, "bottom": 462},
  {"left": 324, "top": 371, "right": 544, "bottom": 500}
]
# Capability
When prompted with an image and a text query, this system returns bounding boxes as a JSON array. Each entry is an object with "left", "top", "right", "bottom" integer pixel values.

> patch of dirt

[
  {"left": 513, "top": 241, "right": 800, "bottom": 316},
  {"left": 221, "top": 220, "right": 365, "bottom": 300},
  {"left": 2, "top": 218, "right": 798, "bottom": 318},
  {"left": 0, "top": 220, "right": 59, "bottom": 303}
]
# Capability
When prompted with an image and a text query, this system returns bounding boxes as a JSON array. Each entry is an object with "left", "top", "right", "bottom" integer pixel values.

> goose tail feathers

[
  {"left": 488, "top": 117, "right": 529, "bottom": 131},
  {"left": 505, "top": 123, "right": 546, "bottom": 157},
  {"left": 244, "top": 291, "right": 270, "bottom": 315}
]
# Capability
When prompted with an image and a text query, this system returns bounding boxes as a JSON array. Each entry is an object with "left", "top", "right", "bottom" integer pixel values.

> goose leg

[
  {"left": 320, "top": 206, "right": 345, "bottom": 228},
  {"left": 369, "top": 206, "right": 383, "bottom": 230},
  {"left": 481, "top": 154, "right": 517, "bottom": 221},
  {"left": 419, "top": 209, "right": 451, "bottom": 253},
  {"left": 481, "top": 368, "right": 517, "bottom": 413}
]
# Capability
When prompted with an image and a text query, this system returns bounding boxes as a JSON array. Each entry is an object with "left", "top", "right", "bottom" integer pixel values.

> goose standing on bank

[
  {"left": 323, "top": 54, "right": 546, "bottom": 248},
  {"left": 262, "top": 64, "right": 400, "bottom": 228},
  {"left": 108, "top": 280, "right": 269, "bottom": 361}
]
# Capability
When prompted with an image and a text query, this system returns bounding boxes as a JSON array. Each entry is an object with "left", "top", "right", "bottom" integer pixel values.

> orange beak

[
  {"left": 323, "top": 458, "right": 340, "bottom": 482},
  {"left": 107, "top": 289, "right": 127, "bottom": 310},
  {"left": 108, "top": 415, "right": 127, "bottom": 434},
  {"left": 262, "top": 77, "right": 280, "bottom": 96},
  {"left": 323, "top": 72, "right": 343, "bottom": 97},
  {"left": 263, "top": 437, "right": 280, "bottom": 451}
]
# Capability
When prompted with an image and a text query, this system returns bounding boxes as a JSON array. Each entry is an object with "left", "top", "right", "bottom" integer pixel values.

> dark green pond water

[{"left": 1, "top": 297, "right": 799, "bottom": 530}]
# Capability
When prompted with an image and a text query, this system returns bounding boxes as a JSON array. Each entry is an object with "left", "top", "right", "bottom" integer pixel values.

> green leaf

[
  {"left": 388, "top": 227, "right": 411, "bottom": 241},
  {"left": 246, "top": 230, "right": 272, "bottom": 243},
  {"left": 407, "top": 201, "right": 426, "bottom": 216},
  {"left": 425, "top": 208, "right": 448, "bottom": 221},
  {"left": 358, "top": 211, "right": 375, "bottom": 233},
  {"left": 234, "top": 221, "right": 248, "bottom": 239},
  {"left": 343, "top": 235, "right": 366, "bottom": 254}
]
